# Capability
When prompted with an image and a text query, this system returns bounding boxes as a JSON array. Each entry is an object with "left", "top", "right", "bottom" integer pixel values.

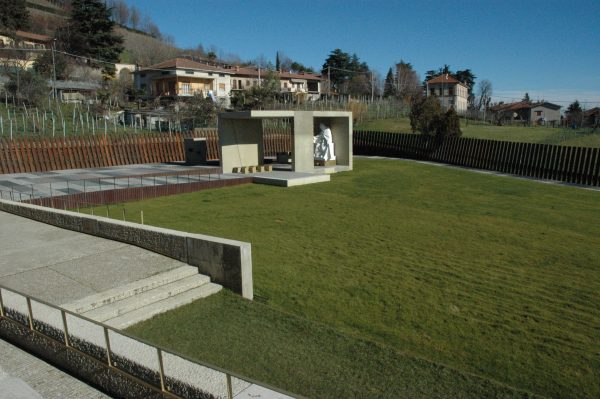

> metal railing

[{"left": 0, "top": 285, "right": 296, "bottom": 399}]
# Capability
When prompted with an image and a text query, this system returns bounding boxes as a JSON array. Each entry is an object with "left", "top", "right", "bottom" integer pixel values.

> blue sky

[{"left": 126, "top": 0, "right": 600, "bottom": 107}]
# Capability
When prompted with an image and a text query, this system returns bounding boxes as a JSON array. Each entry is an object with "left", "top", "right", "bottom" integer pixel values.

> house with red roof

[
  {"left": 583, "top": 107, "right": 600, "bottom": 128},
  {"left": 490, "top": 101, "right": 561, "bottom": 126},
  {"left": 227, "top": 65, "right": 322, "bottom": 102},
  {"left": 133, "top": 58, "right": 233, "bottom": 105},
  {"left": 425, "top": 74, "right": 469, "bottom": 114}
]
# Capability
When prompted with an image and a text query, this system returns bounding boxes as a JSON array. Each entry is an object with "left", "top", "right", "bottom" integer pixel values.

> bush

[
  {"left": 5, "top": 69, "right": 49, "bottom": 105},
  {"left": 410, "top": 96, "right": 462, "bottom": 138}
]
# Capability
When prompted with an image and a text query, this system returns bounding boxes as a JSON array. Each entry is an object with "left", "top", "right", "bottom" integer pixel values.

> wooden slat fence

[
  {"left": 0, "top": 129, "right": 293, "bottom": 174},
  {"left": 354, "top": 130, "right": 600, "bottom": 186}
]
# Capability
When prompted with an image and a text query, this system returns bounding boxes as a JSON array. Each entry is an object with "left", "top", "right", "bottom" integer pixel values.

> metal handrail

[{"left": 0, "top": 284, "right": 299, "bottom": 399}]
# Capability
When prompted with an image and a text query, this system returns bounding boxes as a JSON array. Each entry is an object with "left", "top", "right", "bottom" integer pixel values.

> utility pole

[
  {"left": 371, "top": 71, "right": 374, "bottom": 103},
  {"left": 327, "top": 66, "right": 331, "bottom": 102}
]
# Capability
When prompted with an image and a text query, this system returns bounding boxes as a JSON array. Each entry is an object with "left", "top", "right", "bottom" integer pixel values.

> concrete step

[
  {"left": 104, "top": 283, "right": 223, "bottom": 329},
  {"left": 82, "top": 274, "right": 211, "bottom": 322},
  {"left": 62, "top": 266, "right": 199, "bottom": 313}
]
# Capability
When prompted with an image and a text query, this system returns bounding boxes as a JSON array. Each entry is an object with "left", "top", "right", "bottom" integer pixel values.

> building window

[
  {"left": 185, "top": 70, "right": 194, "bottom": 75},
  {"left": 161, "top": 71, "right": 169, "bottom": 75},
  {"left": 246, "top": 80, "right": 250, "bottom": 86},
  {"left": 448, "top": 88, "right": 453, "bottom": 96},
  {"left": 208, "top": 72, "right": 213, "bottom": 76},
  {"left": 219, "top": 73, "right": 225, "bottom": 77},
  {"left": 181, "top": 83, "right": 191, "bottom": 95},
  {"left": 218, "top": 83, "right": 226, "bottom": 91},
  {"left": 536, "top": 111, "right": 543, "bottom": 116},
  {"left": 140, "top": 73, "right": 146, "bottom": 78}
]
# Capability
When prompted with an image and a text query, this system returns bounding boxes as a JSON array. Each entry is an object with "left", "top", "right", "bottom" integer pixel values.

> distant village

[{"left": 1, "top": 0, "right": 598, "bottom": 131}]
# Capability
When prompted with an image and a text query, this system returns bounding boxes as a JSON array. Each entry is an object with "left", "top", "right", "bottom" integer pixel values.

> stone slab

[{"left": 0, "top": 339, "right": 110, "bottom": 399}]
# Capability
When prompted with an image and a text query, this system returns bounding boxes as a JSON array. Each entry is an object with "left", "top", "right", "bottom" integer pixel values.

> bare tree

[
  {"left": 119, "top": 27, "right": 179, "bottom": 66},
  {"left": 146, "top": 22, "right": 161, "bottom": 39},
  {"left": 395, "top": 61, "right": 421, "bottom": 103},
  {"left": 253, "top": 53, "right": 272, "bottom": 69},
  {"left": 476, "top": 79, "right": 493, "bottom": 110},
  {"left": 129, "top": 5, "right": 140, "bottom": 30},
  {"left": 477, "top": 79, "right": 492, "bottom": 120},
  {"left": 110, "top": 0, "right": 129, "bottom": 26}
]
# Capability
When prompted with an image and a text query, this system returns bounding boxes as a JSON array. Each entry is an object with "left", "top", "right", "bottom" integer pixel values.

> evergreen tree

[
  {"left": 410, "top": 96, "right": 462, "bottom": 137},
  {"left": 322, "top": 48, "right": 370, "bottom": 96},
  {"left": 63, "top": 0, "right": 124, "bottom": 76},
  {"left": 522, "top": 92, "right": 531, "bottom": 102},
  {"left": 275, "top": 51, "right": 280, "bottom": 71},
  {"left": 0, "top": 0, "right": 30, "bottom": 34},
  {"left": 566, "top": 100, "right": 583, "bottom": 128},
  {"left": 383, "top": 67, "right": 397, "bottom": 98}
]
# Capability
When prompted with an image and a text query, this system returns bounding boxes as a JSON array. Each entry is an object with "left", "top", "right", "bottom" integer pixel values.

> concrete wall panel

[{"left": 0, "top": 199, "right": 253, "bottom": 299}]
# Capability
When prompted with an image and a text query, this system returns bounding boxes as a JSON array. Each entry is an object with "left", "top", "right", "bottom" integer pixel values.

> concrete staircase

[{"left": 62, "top": 266, "right": 221, "bottom": 329}]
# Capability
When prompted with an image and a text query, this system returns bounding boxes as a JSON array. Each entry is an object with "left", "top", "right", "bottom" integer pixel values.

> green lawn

[
  {"left": 356, "top": 117, "right": 600, "bottom": 147},
  {"left": 112, "top": 158, "right": 600, "bottom": 398}
]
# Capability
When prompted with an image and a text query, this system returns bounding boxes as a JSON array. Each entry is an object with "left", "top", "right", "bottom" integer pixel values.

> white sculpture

[{"left": 313, "top": 123, "right": 336, "bottom": 161}]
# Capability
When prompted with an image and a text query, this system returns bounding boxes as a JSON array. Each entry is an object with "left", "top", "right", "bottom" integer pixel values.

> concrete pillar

[
  {"left": 292, "top": 111, "right": 314, "bottom": 172},
  {"left": 218, "top": 117, "right": 263, "bottom": 173}
]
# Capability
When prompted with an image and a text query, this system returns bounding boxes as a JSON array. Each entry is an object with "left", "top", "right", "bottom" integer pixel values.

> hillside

[{"left": 24, "top": 0, "right": 181, "bottom": 66}]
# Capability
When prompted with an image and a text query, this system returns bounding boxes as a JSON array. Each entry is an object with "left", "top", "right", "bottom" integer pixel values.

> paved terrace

[
  {"left": 0, "top": 163, "right": 243, "bottom": 201},
  {"left": 0, "top": 211, "right": 189, "bottom": 305}
]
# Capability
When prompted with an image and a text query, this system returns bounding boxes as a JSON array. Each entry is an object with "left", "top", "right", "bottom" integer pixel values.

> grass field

[
  {"left": 355, "top": 117, "right": 600, "bottom": 147},
  {"left": 102, "top": 158, "right": 600, "bottom": 398}
]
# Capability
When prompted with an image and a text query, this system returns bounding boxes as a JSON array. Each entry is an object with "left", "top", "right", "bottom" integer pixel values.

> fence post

[
  {"left": 103, "top": 326, "right": 113, "bottom": 367},
  {"left": 26, "top": 297, "right": 34, "bottom": 330},
  {"left": 156, "top": 348, "right": 167, "bottom": 392},
  {"left": 61, "top": 309, "right": 70, "bottom": 347},
  {"left": 226, "top": 374, "right": 233, "bottom": 399},
  {"left": 0, "top": 288, "right": 4, "bottom": 317}
]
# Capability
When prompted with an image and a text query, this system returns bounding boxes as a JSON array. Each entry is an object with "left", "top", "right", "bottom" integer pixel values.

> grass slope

[
  {"left": 356, "top": 117, "right": 600, "bottom": 147},
  {"left": 129, "top": 290, "right": 532, "bottom": 398},
  {"left": 113, "top": 159, "right": 599, "bottom": 398}
]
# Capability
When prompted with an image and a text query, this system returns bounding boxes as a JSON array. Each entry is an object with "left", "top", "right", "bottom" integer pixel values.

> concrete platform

[
  {"left": 250, "top": 171, "right": 331, "bottom": 187},
  {"left": 0, "top": 163, "right": 236, "bottom": 201}
]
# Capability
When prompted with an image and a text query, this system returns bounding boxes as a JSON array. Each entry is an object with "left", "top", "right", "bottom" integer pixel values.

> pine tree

[
  {"left": 63, "top": 0, "right": 124, "bottom": 76},
  {"left": 0, "top": 0, "right": 30, "bottom": 34},
  {"left": 522, "top": 92, "right": 531, "bottom": 102},
  {"left": 383, "top": 67, "right": 397, "bottom": 98}
]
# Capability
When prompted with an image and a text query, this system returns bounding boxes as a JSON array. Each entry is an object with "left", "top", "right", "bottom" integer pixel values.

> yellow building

[
  {"left": 134, "top": 58, "right": 232, "bottom": 105},
  {"left": 0, "top": 30, "right": 53, "bottom": 69}
]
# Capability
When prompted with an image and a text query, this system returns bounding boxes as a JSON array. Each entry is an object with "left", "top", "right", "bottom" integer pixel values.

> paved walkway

[
  {"left": 0, "top": 211, "right": 188, "bottom": 305},
  {"left": 0, "top": 339, "right": 110, "bottom": 399}
]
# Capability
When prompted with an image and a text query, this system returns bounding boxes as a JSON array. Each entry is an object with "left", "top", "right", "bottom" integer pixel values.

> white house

[
  {"left": 133, "top": 58, "right": 232, "bottom": 106},
  {"left": 425, "top": 74, "right": 469, "bottom": 114}
]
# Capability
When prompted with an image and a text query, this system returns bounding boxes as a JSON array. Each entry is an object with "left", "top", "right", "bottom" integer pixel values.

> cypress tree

[{"left": 383, "top": 67, "right": 397, "bottom": 98}]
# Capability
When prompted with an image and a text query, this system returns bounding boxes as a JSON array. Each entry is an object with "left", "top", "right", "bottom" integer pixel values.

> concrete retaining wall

[{"left": 0, "top": 199, "right": 253, "bottom": 300}]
